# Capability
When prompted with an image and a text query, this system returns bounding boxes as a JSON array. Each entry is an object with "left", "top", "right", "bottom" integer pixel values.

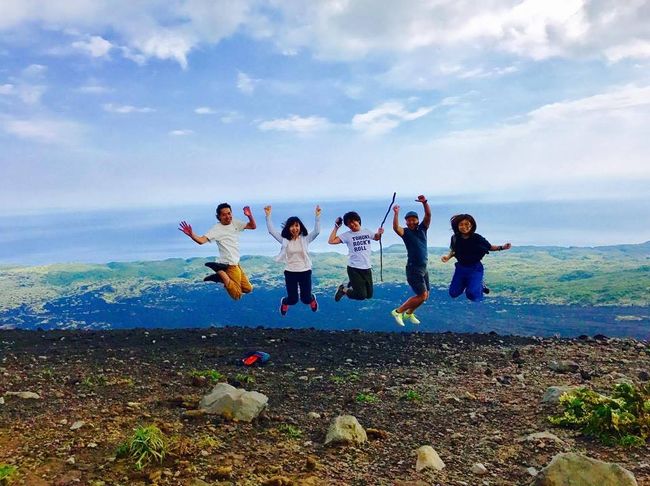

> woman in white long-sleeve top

[{"left": 264, "top": 205, "right": 321, "bottom": 316}]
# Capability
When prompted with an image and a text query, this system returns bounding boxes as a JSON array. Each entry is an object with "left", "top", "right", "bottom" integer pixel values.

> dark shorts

[{"left": 406, "top": 265, "right": 430, "bottom": 295}]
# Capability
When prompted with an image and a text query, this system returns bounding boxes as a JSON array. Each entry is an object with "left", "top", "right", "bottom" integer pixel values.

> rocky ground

[{"left": 1, "top": 327, "right": 649, "bottom": 485}]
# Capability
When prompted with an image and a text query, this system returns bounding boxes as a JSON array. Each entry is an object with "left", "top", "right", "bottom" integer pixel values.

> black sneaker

[
  {"left": 482, "top": 285, "right": 490, "bottom": 294},
  {"left": 203, "top": 273, "right": 222, "bottom": 283},
  {"left": 334, "top": 285, "right": 346, "bottom": 302},
  {"left": 205, "top": 262, "right": 228, "bottom": 273}
]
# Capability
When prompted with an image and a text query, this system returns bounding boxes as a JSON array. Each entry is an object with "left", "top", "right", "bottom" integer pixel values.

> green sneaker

[
  {"left": 405, "top": 312, "right": 420, "bottom": 325},
  {"left": 391, "top": 309, "right": 405, "bottom": 327}
]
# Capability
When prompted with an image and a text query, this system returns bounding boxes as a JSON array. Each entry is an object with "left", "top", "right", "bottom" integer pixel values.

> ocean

[{"left": 1, "top": 197, "right": 649, "bottom": 265}]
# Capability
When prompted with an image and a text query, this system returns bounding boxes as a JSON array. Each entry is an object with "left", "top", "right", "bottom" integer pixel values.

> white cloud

[
  {"left": 398, "top": 84, "right": 650, "bottom": 193},
  {"left": 605, "top": 40, "right": 650, "bottom": 63},
  {"left": 194, "top": 106, "right": 216, "bottom": 115},
  {"left": 258, "top": 115, "right": 330, "bottom": 133},
  {"left": 72, "top": 35, "right": 113, "bottom": 58},
  {"left": 237, "top": 71, "right": 257, "bottom": 95},
  {"left": 169, "top": 129, "right": 194, "bottom": 136},
  {"left": 16, "top": 84, "right": 46, "bottom": 104},
  {"left": 0, "top": 84, "right": 14, "bottom": 95},
  {"left": 0, "top": 1, "right": 648, "bottom": 71},
  {"left": 220, "top": 111, "right": 241, "bottom": 124},
  {"left": 1, "top": 116, "right": 83, "bottom": 145},
  {"left": 351, "top": 102, "right": 433, "bottom": 136},
  {"left": 103, "top": 103, "right": 155, "bottom": 114},
  {"left": 22, "top": 64, "right": 46, "bottom": 77},
  {"left": 78, "top": 84, "right": 111, "bottom": 94}
]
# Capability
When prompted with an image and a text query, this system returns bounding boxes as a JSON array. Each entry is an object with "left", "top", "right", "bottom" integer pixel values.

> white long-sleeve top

[{"left": 266, "top": 214, "right": 320, "bottom": 272}]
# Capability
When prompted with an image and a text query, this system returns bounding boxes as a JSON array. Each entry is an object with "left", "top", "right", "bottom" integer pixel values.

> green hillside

[{"left": 1, "top": 242, "right": 648, "bottom": 313}]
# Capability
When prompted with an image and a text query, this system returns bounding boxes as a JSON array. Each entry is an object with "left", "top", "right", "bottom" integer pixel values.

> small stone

[
  {"left": 472, "top": 463, "right": 488, "bottom": 475},
  {"left": 66, "top": 456, "right": 76, "bottom": 465},
  {"left": 325, "top": 415, "right": 367, "bottom": 445},
  {"left": 87, "top": 442, "right": 98, "bottom": 448},
  {"left": 366, "top": 428, "right": 389, "bottom": 440},
  {"left": 415, "top": 446, "right": 445, "bottom": 471},
  {"left": 542, "top": 386, "right": 579, "bottom": 404},
  {"left": 307, "top": 412, "right": 321, "bottom": 420},
  {"left": 549, "top": 360, "right": 580, "bottom": 373},
  {"left": 70, "top": 421, "right": 85, "bottom": 431},
  {"left": 639, "top": 370, "right": 650, "bottom": 381},
  {"left": 0, "top": 397, "right": 4, "bottom": 405},
  {"left": 305, "top": 456, "right": 318, "bottom": 471},
  {"left": 5, "top": 391, "right": 40, "bottom": 399},
  {"left": 527, "top": 466, "right": 539, "bottom": 476},
  {"left": 298, "top": 376, "right": 309, "bottom": 381}
]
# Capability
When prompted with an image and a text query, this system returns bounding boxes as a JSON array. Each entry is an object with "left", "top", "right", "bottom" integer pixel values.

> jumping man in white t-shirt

[
  {"left": 328, "top": 211, "right": 383, "bottom": 301},
  {"left": 178, "top": 203, "right": 256, "bottom": 300}
]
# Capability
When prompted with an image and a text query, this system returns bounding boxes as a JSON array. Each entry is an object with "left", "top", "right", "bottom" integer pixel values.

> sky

[{"left": 1, "top": 0, "right": 649, "bottom": 215}]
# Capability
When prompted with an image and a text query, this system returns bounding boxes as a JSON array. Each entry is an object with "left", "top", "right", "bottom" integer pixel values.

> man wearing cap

[{"left": 390, "top": 195, "right": 431, "bottom": 326}]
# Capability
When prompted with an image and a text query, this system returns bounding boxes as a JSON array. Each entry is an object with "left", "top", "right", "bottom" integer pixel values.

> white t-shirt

[
  {"left": 204, "top": 219, "right": 247, "bottom": 265},
  {"left": 285, "top": 238, "right": 311, "bottom": 272},
  {"left": 339, "top": 228, "right": 374, "bottom": 269}
]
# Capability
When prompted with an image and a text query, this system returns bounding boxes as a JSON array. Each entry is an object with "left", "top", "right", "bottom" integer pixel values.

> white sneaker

[
  {"left": 391, "top": 309, "right": 405, "bottom": 327},
  {"left": 405, "top": 313, "right": 421, "bottom": 325}
]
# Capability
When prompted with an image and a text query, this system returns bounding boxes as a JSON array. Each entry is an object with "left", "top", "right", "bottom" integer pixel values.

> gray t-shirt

[
  {"left": 339, "top": 228, "right": 374, "bottom": 269},
  {"left": 204, "top": 219, "right": 247, "bottom": 265}
]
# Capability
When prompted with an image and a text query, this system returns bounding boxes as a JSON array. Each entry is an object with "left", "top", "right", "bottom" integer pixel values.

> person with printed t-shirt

[
  {"left": 328, "top": 211, "right": 384, "bottom": 302},
  {"left": 178, "top": 202, "right": 256, "bottom": 300},
  {"left": 390, "top": 195, "right": 431, "bottom": 326}
]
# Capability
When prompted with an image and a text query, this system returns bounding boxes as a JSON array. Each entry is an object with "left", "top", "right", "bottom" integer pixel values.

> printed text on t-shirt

[{"left": 352, "top": 234, "right": 370, "bottom": 252}]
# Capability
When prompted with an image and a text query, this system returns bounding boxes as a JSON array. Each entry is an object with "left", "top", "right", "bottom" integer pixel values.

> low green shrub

[
  {"left": 190, "top": 369, "right": 224, "bottom": 383},
  {"left": 549, "top": 383, "right": 650, "bottom": 446},
  {"left": 116, "top": 425, "right": 167, "bottom": 470},
  {"left": 0, "top": 464, "right": 17, "bottom": 483}
]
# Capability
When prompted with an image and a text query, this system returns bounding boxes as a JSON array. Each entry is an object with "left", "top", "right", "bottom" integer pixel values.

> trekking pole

[{"left": 378, "top": 192, "right": 397, "bottom": 282}]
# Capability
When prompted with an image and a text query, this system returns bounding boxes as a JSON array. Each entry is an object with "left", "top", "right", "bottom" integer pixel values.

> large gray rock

[
  {"left": 542, "top": 386, "right": 579, "bottom": 404},
  {"left": 324, "top": 415, "right": 367, "bottom": 445},
  {"left": 199, "top": 383, "right": 268, "bottom": 422},
  {"left": 532, "top": 452, "right": 637, "bottom": 486}
]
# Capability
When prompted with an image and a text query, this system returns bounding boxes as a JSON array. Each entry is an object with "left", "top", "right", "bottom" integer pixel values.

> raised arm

[
  {"left": 307, "top": 205, "right": 321, "bottom": 243},
  {"left": 264, "top": 206, "right": 283, "bottom": 243},
  {"left": 328, "top": 217, "right": 343, "bottom": 244},
  {"left": 392, "top": 205, "right": 404, "bottom": 237},
  {"left": 490, "top": 243, "right": 512, "bottom": 252},
  {"left": 178, "top": 221, "right": 209, "bottom": 245},
  {"left": 417, "top": 195, "right": 431, "bottom": 229},
  {"left": 243, "top": 206, "right": 256, "bottom": 230}
]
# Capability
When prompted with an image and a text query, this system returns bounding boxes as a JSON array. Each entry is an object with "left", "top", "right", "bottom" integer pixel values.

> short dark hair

[
  {"left": 216, "top": 203, "right": 232, "bottom": 221},
  {"left": 450, "top": 213, "right": 477, "bottom": 236},
  {"left": 343, "top": 211, "right": 361, "bottom": 226},
  {"left": 281, "top": 216, "right": 308, "bottom": 239}
]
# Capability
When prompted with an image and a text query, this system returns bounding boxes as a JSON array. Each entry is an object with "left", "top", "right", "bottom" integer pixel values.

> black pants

[
  {"left": 283, "top": 270, "right": 313, "bottom": 305},
  {"left": 346, "top": 266, "right": 373, "bottom": 300}
]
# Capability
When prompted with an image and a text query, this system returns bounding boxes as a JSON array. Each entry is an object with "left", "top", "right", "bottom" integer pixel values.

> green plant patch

[
  {"left": 278, "top": 424, "right": 303, "bottom": 439},
  {"left": 355, "top": 393, "right": 379, "bottom": 404},
  {"left": 190, "top": 369, "right": 224, "bottom": 383},
  {"left": 116, "top": 425, "right": 167, "bottom": 470},
  {"left": 549, "top": 383, "right": 650, "bottom": 446},
  {"left": 234, "top": 373, "right": 255, "bottom": 384},
  {"left": 401, "top": 390, "right": 422, "bottom": 402},
  {"left": 0, "top": 464, "right": 17, "bottom": 483}
]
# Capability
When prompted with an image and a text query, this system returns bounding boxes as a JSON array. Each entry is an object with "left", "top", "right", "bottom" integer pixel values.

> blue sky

[{"left": 1, "top": 0, "right": 649, "bottom": 214}]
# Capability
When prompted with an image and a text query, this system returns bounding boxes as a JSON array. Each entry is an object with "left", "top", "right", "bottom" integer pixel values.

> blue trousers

[
  {"left": 449, "top": 262, "right": 484, "bottom": 302},
  {"left": 283, "top": 270, "right": 313, "bottom": 305}
]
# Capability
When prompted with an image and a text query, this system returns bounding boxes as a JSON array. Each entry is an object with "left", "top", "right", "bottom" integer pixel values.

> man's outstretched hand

[
  {"left": 243, "top": 206, "right": 252, "bottom": 217},
  {"left": 178, "top": 221, "right": 193, "bottom": 237},
  {"left": 416, "top": 195, "right": 427, "bottom": 204}
]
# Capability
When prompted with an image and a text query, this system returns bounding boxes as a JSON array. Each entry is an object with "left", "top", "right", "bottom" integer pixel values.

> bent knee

[{"left": 466, "top": 292, "right": 483, "bottom": 302}]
